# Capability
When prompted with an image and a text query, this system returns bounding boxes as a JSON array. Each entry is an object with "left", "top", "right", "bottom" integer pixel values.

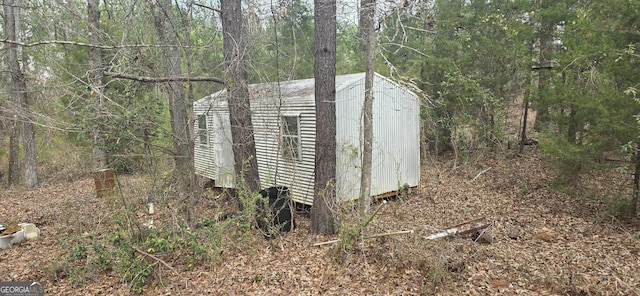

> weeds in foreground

[{"left": 43, "top": 192, "right": 253, "bottom": 294}]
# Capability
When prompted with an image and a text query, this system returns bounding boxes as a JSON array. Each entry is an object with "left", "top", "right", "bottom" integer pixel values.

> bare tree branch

[
  {"left": 131, "top": 246, "right": 183, "bottom": 279},
  {"left": 193, "top": 2, "right": 221, "bottom": 13},
  {"left": 0, "top": 39, "right": 189, "bottom": 50},
  {"left": 104, "top": 72, "right": 224, "bottom": 84}
]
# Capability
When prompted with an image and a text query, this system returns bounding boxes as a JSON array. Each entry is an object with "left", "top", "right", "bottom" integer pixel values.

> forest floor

[{"left": 1, "top": 146, "right": 640, "bottom": 295}]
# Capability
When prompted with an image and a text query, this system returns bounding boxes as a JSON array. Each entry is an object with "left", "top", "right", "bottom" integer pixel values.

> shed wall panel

[
  {"left": 370, "top": 75, "right": 421, "bottom": 195},
  {"left": 193, "top": 98, "right": 236, "bottom": 187},
  {"left": 335, "top": 76, "right": 365, "bottom": 202},
  {"left": 251, "top": 97, "right": 317, "bottom": 205},
  {"left": 334, "top": 74, "right": 421, "bottom": 202},
  {"left": 193, "top": 102, "right": 216, "bottom": 180}
]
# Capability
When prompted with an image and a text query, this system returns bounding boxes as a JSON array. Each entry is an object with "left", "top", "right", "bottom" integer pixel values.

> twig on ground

[
  {"left": 313, "top": 230, "right": 414, "bottom": 246},
  {"left": 471, "top": 167, "right": 492, "bottom": 182},
  {"left": 132, "top": 245, "right": 183, "bottom": 279},
  {"left": 457, "top": 223, "right": 491, "bottom": 237}
]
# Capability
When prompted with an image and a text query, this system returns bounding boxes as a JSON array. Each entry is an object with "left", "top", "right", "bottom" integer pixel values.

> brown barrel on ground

[{"left": 94, "top": 169, "right": 116, "bottom": 197}]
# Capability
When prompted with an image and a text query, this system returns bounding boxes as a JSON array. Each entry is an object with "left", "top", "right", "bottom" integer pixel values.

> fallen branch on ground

[
  {"left": 456, "top": 223, "right": 491, "bottom": 237},
  {"left": 132, "top": 245, "right": 183, "bottom": 279},
  {"left": 471, "top": 167, "right": 492, "bottom": 182},
  {"left": 425, "top": 218, "right": 490, "bottom": 240},
  {"left": 313, "top": 230, "right": 415, "bottom": 247}
]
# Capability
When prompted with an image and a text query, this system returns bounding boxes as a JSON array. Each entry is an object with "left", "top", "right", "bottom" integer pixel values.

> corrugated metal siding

[
  {"left": 211, "top": 108, "right": 235, "bottom": 187},
  {"left": 251, "top": 96, "right": 317, "bottom": 205},
  {"left": 193, "top": 97, "right": 235, "bottom": 187},
  {"left": 335, "top": 76, "right": 365, "bottom": 202},
  {"left": 193, "top": 87, "right": 318, "bottom": 205},
  {"left": 335, "top": 73, "right": 421, "bottom": 202},
  {"left": 193, "top": 98, "right": 217, "bottom": 181},
  {"left": 193, "top": 72, "right": 421, "bottom": 205},
  {"left": 370, "top": 74, "right": 420, "bottom": 195}
]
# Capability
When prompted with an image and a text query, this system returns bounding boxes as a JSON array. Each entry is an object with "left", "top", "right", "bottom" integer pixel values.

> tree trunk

[
  {"left": 220, "top": 0, "right": 261, "bottom": 193},
  {"left": 567, "top": 106, "right": 577, "bottom": 144},
  {"left": 358, "top": 0, "right": 376, "bottom": 229},
  {"left": 5, "top": 1, "right": 21, "bottom": 187},
  {"left": 519, "top": 70, "right": 532, "bottom": 154},
  {"left": 4, "top": 0, "right": 38, "bottom": 188},
  {"left": 311, "top": 0, "right": 337, "bottom": 235},
  {"left": 533, "top": 6, "right": 553, "bottom": 132},
  {"left": 8, "top": 116, "right": 20, "bottom": 186},
  {"left": 182, "top": 3, "right": 196, "bottom": 180},
  {"left": 21, "top": 116, "right": 37, "bottom": 188},
  {"left": 632, "top": 141, "right": 640, "bottom": 217},
  {"left": 151, "top": 0, "right": 195, "bottom": 194},
  {"left": 88, "top": 0, "right": 108, "bottom": 170}
]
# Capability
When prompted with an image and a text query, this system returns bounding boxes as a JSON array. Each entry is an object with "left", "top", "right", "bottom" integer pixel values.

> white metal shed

[{"left": 193, "top": 72, "right": 420, "bottom": 205}]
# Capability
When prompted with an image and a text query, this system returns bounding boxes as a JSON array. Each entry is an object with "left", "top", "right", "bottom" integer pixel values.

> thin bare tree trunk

[
  {"left": 21, "top": 113, "right": 37, "bottom": 188},
  {"left": 220, "top": 0, "right": 261, "bottom": 194},
  {"left": 519, "top": 71, "right": 532, "bottom": 154},
  {"left": 181, "top": 4, "right": 196, "bottom": 179},
  {"left": 311, "top": 0, "right": 337, "bottom": 235},
  {"left": 5, "top": 1, "right": 21, "bottom": 187},
  {"left": 533, "top": 2, "right": 553, "bottom": 131},
  {"left": 4, "top": 0, "right": 38, "bottom": 188},
  {"left": 151, "top": 0, "right": 195, "bottom": 194},
  {"left": 8, "top": 116, "right": 20, "bottom": 186},
  {"left": 632, "top": 141, "right": 640, "bottom": 217},
  {"left": 358, "top": 0, "right": 376, "bottom": 230},
  {"left": 88, "top": 0, "right": 108, "bottom": 170}
]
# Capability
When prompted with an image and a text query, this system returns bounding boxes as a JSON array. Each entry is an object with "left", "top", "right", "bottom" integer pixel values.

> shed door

[{"left": 212, "top": 111, "right": 235, "bottom": 187}]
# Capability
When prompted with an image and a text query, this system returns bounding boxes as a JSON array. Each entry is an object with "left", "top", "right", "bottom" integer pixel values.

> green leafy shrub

[{"left": 598, "top": 194, "right": 638, "bottom": 220}]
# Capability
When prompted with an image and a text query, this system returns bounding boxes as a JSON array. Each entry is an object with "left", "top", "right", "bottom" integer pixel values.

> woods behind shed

[{"left": 193, "top": 72, "right": 420, "bottom": 205}]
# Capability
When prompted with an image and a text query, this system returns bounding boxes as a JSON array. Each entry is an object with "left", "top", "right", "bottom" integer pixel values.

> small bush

[{"left": 598, "top": 194, "right": 638, "bottom": 220}]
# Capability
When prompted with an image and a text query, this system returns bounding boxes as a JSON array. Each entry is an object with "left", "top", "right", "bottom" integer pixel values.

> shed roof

[
  {"left": 251, "top": 72, "right": 366, "bottom": 99},
  {"left": 200, "top": 72, "right": 407, "bottom": 103}
]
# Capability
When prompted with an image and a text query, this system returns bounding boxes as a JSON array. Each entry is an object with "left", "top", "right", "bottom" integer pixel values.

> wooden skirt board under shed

[{"left": 372, "top": 186, "right": 416, "bottom": 201}]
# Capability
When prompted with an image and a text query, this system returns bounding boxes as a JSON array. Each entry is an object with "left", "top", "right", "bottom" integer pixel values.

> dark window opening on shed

[
  {"left": 197, "top": 114, "right": 208, "bottom": 145},
  {"left": 282, "top": 115, "right": 301, "bottom": 161}
]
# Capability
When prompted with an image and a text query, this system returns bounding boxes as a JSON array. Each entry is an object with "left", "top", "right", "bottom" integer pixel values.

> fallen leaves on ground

[{"left": 1, "top": 147, "right": 639, "bottom": 295}]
